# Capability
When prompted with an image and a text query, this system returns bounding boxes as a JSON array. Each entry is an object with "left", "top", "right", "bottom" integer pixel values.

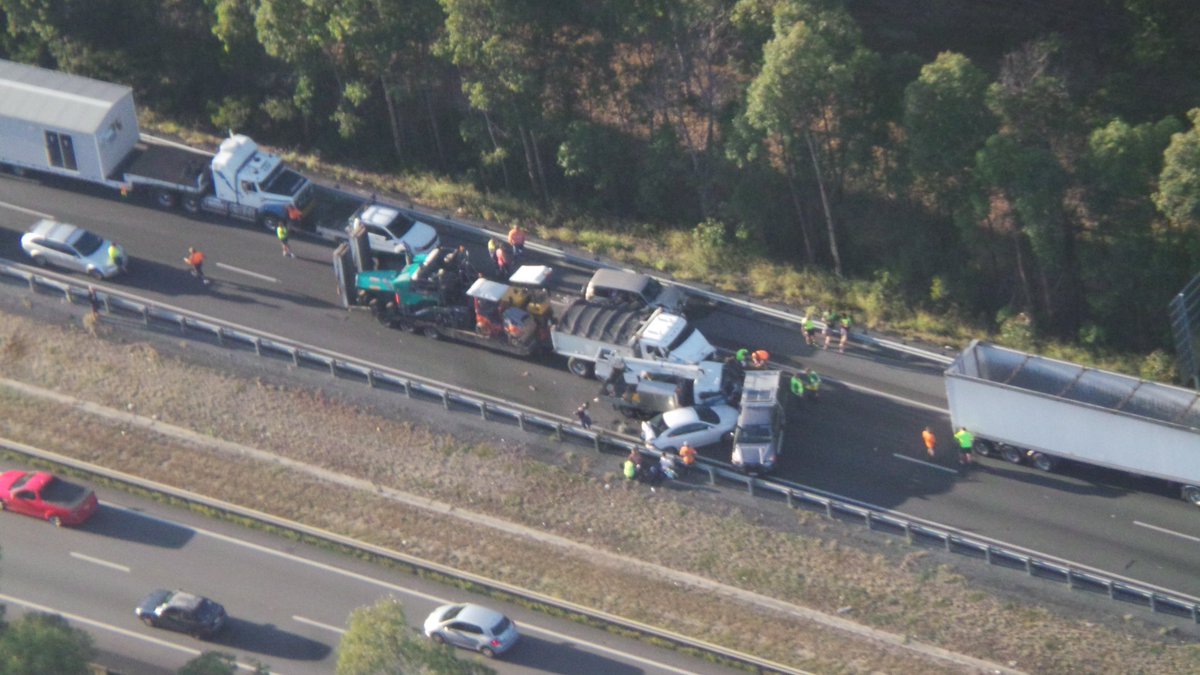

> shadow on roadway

[
  {"left": 211, "top": 617, "right": 331, "bottom": 661},
  {"left": 977, "top": 456, "right": 1182, "bottom": 502},
  {"left": 82, "top": 506, "right": 195, "bottom": 548},
  {"left": 501, "top": 634, "right": 641, "bottom": 674}
]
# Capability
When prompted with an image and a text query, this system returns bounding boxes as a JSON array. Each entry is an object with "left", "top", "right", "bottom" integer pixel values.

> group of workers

[
  {"left": 802, "top": 308, "right": 851, "bottom": 353},
  {"left": 487, "top": 224, "right": 528, "bottom": 278},
  {"left": 623, "top": 443, "right": 696, "bottom": 485}
]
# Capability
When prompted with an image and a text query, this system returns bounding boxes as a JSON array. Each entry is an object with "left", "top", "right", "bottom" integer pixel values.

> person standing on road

[
  {"left": 107, "top": 242, "right": 125, "bottom": 273},
  {"left": 575, "top": 402, "right": 593, "bottom": 430},
  {"left": 823, "top": 311, "right": 840, "bottom": 350},
  {"left": 87, "top": 285, "right": 101, "bottom": 320},
  {"left": 678, "top": 442, "right": 696, "bottom": 471},
  {"left": 838, "top": 312, "right": 852, "bottom": 353},
  {"left": 508, "top": 224, "right": 527, "bottom": 257},
  {"left": 277, "top": 223, "right": 295, "bottom": 258},
  {"left": 954, "top": 427, "right": 975, "bottom": 465},
  {"left": 802, "top": 310, "right": 819, "bottom": 346},
  {"left": 495, "top": 243, "right": 512, "bottom": 278},
  {"left": 488, "top": 238, "right": 501, "bottom": 269},
  {"left": 750, "top": 349, "right": 770, "bottom": 369},
  {"left": 802, "top": 368, "right": 821, "bottom": 400},
  {"left": 184, "top": 246, "right": 209, "bottom": 285},
  {"left": 922, "top": 426, "right": 937, "bottom": 458}
]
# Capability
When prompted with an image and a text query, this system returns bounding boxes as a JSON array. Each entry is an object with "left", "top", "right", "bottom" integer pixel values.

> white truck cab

[
  {"left": 636, "top": 311, "right": 715, "bottom": 363},
  {"left": 210, "top": 135, "right": 314, "bottom": 222}
]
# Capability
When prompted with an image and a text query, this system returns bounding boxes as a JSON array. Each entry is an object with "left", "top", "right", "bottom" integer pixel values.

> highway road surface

[
  {"left": 0, "top": 461, "right": 750, "bottom": 675},
  {"left": 1, "top": 171, "right": 1199, "bottom": 606}
]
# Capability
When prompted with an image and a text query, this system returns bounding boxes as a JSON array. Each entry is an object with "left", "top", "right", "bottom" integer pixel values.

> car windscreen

[
  {"left": 72, "top": 230, "right": 104, "bottom": 256},
  {"left": 695, "top": 407, "right": 719, "bottom": 424},
  {"left": 646, "top": 415, "right": 668, "bottom": 436},
  {"left": 383, "top": 214, "right": 417, "bottom": 239},
  {"left": 735, "top": 424, "right": 773, "bottom": 443},
  {"left": 642, "top": 277, "right": 663, "bottom": 302}
]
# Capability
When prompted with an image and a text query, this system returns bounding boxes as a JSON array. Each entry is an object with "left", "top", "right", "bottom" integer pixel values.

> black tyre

[
  {"left": 0, "top": 499, "right": 7, "bottom": 511},
  {"left": 49, "top": 515, "right": 62, "bottom": 527},
  {"left": 88, "top": 268, "right": 104, "bottom": 280},
  {"left": 999, "top": 444, "right": 1024, "bottom": 464},
  {"left": 567, "top": 357, "right": 594, "bottom": 378},
  {"left": 140, "top": 616, "right": 155, "bottom": 627},
  {"left": 155, "top": 189, "right": 178, "bottom": 209},
  {"left": 1030, "top": 452, "right": 1057, "bottom": 472},
  {"left": 182, "top": 196, "right": 202, "bottom": 214},
  {"left": 430, "top": 633, "right": 445, "bottom": 645},
  {"left": 33, "top": 255, "right": 48, "bottom": 268},
  {"left": 973, "top": 439, "right": 995, "bottom": 458},
  {"left": 480, "top": 646, "right": 496, "bottom": 658},
  {"left": 421, "top": 325, "right": 441, "bottom": 340}
]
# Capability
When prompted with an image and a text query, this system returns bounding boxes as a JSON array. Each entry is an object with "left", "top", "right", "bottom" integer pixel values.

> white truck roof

[
  {"left": 0, "top": 58, "right": 131, "bottom": 134},
  {"left": 211, "top": 134, "right": 281, "bottom": 183}
]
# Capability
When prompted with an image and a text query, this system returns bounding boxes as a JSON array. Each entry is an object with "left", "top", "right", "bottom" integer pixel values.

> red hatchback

[{"left": 0, "top": 470, "right": 99, "bottom": 527}]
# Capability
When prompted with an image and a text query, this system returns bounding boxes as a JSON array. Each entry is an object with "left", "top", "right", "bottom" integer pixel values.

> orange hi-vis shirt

[
  {"left": 922, "top": 428, "right": 936, "bottom": 450},
  {"left": 187, "top": 250, "right": 205, "bottom": 266}
]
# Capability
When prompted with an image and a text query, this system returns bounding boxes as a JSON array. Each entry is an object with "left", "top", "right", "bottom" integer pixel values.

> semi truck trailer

[
  {"left": 0, "top": 58, "right": 315, "bottom": 228},
  {"left": 945, "top": 340, "right": 1200, "bottom": 506}
]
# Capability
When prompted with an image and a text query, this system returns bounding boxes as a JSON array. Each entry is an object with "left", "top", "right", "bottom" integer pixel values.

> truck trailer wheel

[
  {"left": 1182, "top": 485, "right": 1200, "bottom": 507},
  {"left": 155, "top": 189, "right": 178, "bottom": 209},
  {"left": 1030, "top": 452, "right": 1057, "bottom": 471},
  {"left": 999, "top": 444, "right": 1024, "bottom": 464},
  {"left": 182, "top": 196, "right": 201, "bottom": 213},
  {"left": 567, "top": 358, "right": 594, "bottom": 378},
  {"left": 973, "top": 439, "right": 995, "bottom": 457}
]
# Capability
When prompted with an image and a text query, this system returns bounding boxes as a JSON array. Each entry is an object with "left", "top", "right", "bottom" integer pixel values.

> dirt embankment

[{"left": 0, "top": 300, "right": 1197, "bottom": 674}]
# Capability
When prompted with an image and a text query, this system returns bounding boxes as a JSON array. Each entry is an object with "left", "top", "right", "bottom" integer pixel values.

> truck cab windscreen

[
  {"left": 667, "top": 325, "right": 696, "bottom": 352},
  {"left": 260, "top": 165, "right": 306, "bottom": 197}
]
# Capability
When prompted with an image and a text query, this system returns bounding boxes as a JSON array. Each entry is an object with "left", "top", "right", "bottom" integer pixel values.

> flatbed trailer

[{"left": 945, "top": 340, "right": 1200, "bottom": 506}]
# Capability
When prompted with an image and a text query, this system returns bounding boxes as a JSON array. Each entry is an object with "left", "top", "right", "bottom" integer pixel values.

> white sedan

[
  {"left": 641, "top": 404, "right": 738, "bottom": 451},
  {"left": 21, "top": 219, "right": 125, "bottom": 279}
]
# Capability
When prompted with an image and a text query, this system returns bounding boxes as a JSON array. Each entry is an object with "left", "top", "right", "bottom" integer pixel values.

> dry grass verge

[{"left": 0, "top": 308, "right": 1197, "bottom": 674}]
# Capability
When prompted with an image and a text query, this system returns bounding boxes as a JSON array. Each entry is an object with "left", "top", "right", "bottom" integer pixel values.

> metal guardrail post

[
  {"left": 252, "top": 336, "right": 261, "bottom": 355},
  {"left": 553, "top": 422, "right": 563, "bottom": 441},
  {"left": 747, "top": 477, "right": 754, "bottom": 496},
  {"left": 864, "top": 511, "right": 872, "bottom": 530},
  {"left": 1067, "top": 571, "right": 1075, "bottom": 590},
  {"left": 328, "top": 360, "right": 337, "bottom": 377},
  {"left": 291, "top": 348, "right": 300, "bottom": 367},
  {"left": 215, "top": 327, "right": 224, "bottom": 346},
  {"left": 177, "top": 316, "right": 187, "bottom": 334},
  {"left": 480, "top": 401, "right": 489, "bottom": 421},
  {"left": 442, "top": 389, "right": 451, "bottom": 410},
  {"left": 905, "top": 523, "right": 915, "bottom": 545},
  {"left": 140, "top": 305, "right": 149, "bottom": 325},
  {"left": 366, "top": 370, "right": 375, "bottom": 387},
  {"left": 705, "top": 465, "right": 716, "bottom": 485},
  {"left": 592, "top": 433, "right": 601, "bottom": 452},
  {"left": 516, "top": 411, "right": 526, "bottom": 431},
  {"left": 785, "top": 490, "right": 794, "bottom": 508}
]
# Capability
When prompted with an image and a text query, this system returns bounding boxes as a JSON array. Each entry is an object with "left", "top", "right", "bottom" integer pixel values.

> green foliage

[
  {"left": 208, "top": 96, "right": 255, "bottom": 133},
  {"left": 0, "top": 612, "right": 95, "bottom": 675},
  {"left": 336, "top": 597, "right": 495, "bottom": 675},
  {"left": 178, "top": 651, "right": 238, "bottom": 675},
  {"left": 1155, "top": 108, "right": 1200, "bottom": 232},
  {"left": 997, "top": 310, "right": 1036, "bottom": 351}
]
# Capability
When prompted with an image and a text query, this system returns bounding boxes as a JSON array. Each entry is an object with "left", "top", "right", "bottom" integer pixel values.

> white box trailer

[
  {"left": 945, "top": 340, "right": 1200, "bottom": 506},
  {"left": 0, "top": 59, "right": 314, "bottom": 229}
]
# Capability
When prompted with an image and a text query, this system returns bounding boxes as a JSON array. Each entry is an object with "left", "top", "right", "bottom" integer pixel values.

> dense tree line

[{"left": 2, "top": 0, "right": 1199, "bottom": 354}]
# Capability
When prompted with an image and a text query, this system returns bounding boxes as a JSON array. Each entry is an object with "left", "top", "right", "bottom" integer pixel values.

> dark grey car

[{"left": 135, "top": 589, "right": 226, "bottom": 639}]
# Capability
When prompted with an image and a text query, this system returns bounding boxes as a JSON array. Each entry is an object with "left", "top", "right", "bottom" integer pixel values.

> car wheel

[
  {"left": 156, "top": 189, "right": 178, "bottom": 209},
  {"left": 421, "top": 325, "right": 441, "bottom": 340},
  {"left": 140, "top": 617, "right": 155, "bottom": 627},
  {"left": 480, "top": 646, "right": 496, "bottom": 658},
  {"left": 1030, "top": 452, "right": 1057, "bottom": 472},
  {"left": 32, "top": 254, "right": 48, "bottom": 268},
  {"left": 49, "top": 515, "right": 63, "bottom": 527},
  {"left": 1182, "top": 485, "right": 1200, "bottom": 507},
  {"left": 0, "top": 499, "right": 6, "bottom": 511},
  {"left": 88, "top": 268, "right": 104, "bottom": 280},
  {"left": 430, "top": 633, "right": 445, "bottom": 645}
]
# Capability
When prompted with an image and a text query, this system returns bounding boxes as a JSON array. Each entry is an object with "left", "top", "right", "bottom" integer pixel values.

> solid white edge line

[
  {"left": 214, "top": 262, "right": 278, "bottom": 283},
  {"left": 108, "top": 503, "right": 720, "bottom": 674},
  {"left": 0, "top": 198, "right": 54, "bottom": 219},
  {"left": 893, "top": 453, "right": 960, "bottom": 475},
  {"left": 1133, "top": 520, "right": 1200, "bottom": 544},
  {"left": 292, "top": 615, "right": 346, "bottom": 635},
  {"left": 69, "top": 551, "right": 131, "bottom": 573}
]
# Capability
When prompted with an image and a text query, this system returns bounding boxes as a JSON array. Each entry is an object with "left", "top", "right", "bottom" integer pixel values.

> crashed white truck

[
  {"left": 0, "top": 58, "right": 315, "bottom": 229},
  {"left": 945, "top": 340, "right": 1200, "bottom": 506},
  {"left": 551, "top": 301, "right": 716, "bottom": 379}
]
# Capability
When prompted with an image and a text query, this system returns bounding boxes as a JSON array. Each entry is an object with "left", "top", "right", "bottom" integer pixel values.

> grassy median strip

[{"left": 0, "top": 307, "right": 1197, "bottom": 673}]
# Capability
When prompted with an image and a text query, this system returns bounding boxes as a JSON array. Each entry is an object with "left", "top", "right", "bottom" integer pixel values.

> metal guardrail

[
  {"left": 0, "top": 437, "right": 798, "bottom": 675},
  {"left": 2, "top": 260, "right": 1198, "bottom": 629}
]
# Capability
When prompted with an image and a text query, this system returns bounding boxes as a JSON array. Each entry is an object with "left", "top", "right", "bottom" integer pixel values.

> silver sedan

[{"left": 20, "top": 219, "right": 125, "bottom": 279}]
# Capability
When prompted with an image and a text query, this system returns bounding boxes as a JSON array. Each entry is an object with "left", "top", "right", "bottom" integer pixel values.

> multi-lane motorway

[
  {"left": 0, "top": 461, "right": 745, "bottom": 674},
  {"left": 1, "top": 173, "right": 1198, "bottom": 623}
]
